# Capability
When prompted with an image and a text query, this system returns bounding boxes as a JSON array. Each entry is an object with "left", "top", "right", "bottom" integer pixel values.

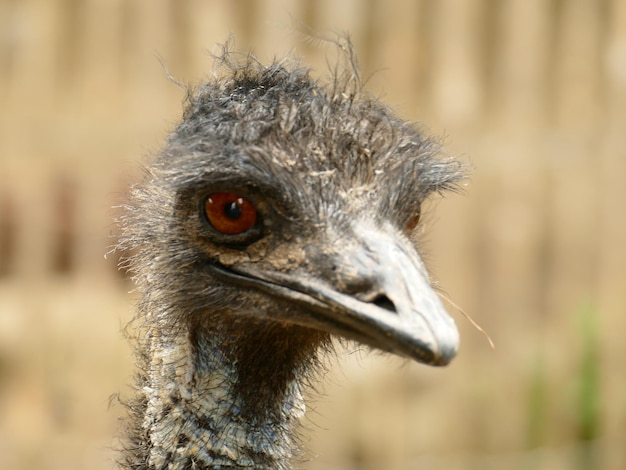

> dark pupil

[{"left": 224, "top": 201, "right": 242, "bottom": 219}]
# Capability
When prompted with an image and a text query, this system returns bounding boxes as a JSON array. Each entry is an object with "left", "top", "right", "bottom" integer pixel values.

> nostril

[{"left": 371, "top": 294, "right": 396, "bottom": 313}]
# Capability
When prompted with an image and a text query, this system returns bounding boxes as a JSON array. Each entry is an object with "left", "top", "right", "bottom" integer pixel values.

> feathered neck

[{"left": 122, "top": 314, "right": 326, "bottom": 470}]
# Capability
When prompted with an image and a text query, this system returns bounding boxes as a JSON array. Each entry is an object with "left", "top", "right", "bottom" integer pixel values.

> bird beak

[
  {"left": 305, "top": 221, "right": 459, "bottom": 366},
  {"left": 210, "top": 223, "right": 459, "bottom": 367}
]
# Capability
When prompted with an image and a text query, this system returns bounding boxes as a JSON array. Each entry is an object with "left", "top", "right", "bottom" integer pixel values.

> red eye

[
  {"left": 405, "top": 211, "right": 421, "bottom": 234},
  {"left": 205, "top": 192, "right": 257, "bottom": 235}
]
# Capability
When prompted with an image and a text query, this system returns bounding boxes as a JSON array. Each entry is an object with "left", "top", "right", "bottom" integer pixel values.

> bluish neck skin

[{"left": 140, "top": 328, "right": 306, "bottom": 470}]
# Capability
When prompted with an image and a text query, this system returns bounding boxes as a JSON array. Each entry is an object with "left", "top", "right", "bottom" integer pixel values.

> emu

[{"left": 117, "top": 46, "right": 465, "bottom": 469}]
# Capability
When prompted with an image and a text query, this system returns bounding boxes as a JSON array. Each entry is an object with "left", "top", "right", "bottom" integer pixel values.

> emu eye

[
  {"left": 205, "top": 192, "right": 257, "bottom": 235},
  {"left": 405, "top": 210, "right": 421, "bottom": 234}
]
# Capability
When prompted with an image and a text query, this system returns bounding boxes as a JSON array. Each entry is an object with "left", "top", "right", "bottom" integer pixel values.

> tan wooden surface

[{"left": 0, "top": 1, "right": 624, "bottom": 468}]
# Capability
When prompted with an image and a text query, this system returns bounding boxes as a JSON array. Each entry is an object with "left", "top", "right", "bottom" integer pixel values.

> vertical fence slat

[
  {"left": 488, "top": 0, "right": 553, "bottom": 131},
  {"left": 428, "top": 0, "right": 485, "bottom": 127},
  {"left": 596, "top": 2, "right": 626, "bottom": 465}
]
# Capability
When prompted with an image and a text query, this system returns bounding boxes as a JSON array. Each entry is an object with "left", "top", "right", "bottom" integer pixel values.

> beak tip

[
  {"left": 431, "top": 319, "right": 460, "bottom": 366},
  {"left": 434, "top": 342, "right": 458, "bottom": 366}
]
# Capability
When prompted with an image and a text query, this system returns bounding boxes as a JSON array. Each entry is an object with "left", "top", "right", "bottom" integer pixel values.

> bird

[{"left": 117, "top": 43, "right": 466, "bottom": 470}]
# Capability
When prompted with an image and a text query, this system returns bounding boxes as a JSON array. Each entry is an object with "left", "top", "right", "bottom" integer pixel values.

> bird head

[{"left": 121, "top": 52, "right": 466, "bottom": 367}]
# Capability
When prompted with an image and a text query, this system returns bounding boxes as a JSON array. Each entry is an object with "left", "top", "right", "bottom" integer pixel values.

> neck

[{"left": 122, "top": 318, "right": 325, "bottom": 470}]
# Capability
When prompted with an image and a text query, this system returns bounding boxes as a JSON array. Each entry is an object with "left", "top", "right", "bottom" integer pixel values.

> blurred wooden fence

[{"left": 0, "top": 1, "right": 625, "bottom": 469}]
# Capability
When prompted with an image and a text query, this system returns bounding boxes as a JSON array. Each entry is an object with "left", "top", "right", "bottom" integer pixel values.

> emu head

[{"left": 121, "top": 52, "right": 465, "bottom": 369}]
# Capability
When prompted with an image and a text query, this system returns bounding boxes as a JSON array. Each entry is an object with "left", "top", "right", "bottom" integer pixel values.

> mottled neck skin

[{"left": 124, "top": 317, "right": 324, "bottom": 470}]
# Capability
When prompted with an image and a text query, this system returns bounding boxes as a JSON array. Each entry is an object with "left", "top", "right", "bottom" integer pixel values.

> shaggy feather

[{"left": 117, "top": 40, "right": 466, "bottom": 470}]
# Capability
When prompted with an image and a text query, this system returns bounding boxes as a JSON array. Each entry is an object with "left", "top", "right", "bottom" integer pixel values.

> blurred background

[{"left": 0, "top": 0, "right": 625, "bottom": 469}]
